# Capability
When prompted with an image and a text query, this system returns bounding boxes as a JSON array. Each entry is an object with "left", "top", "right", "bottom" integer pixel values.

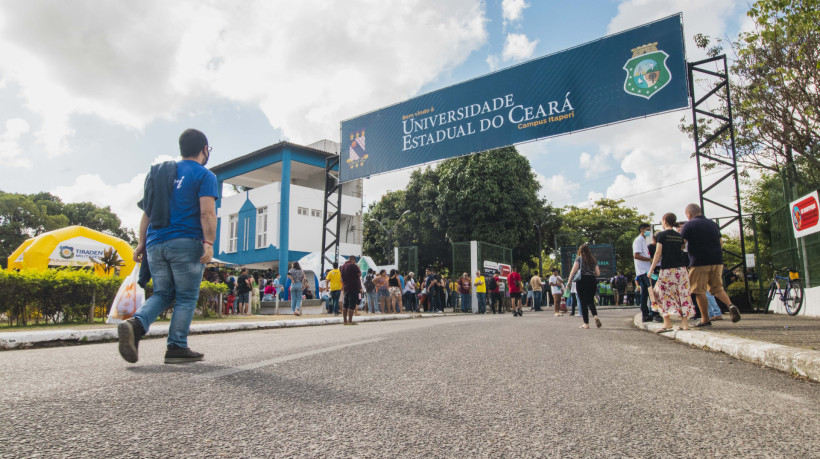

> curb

[
  {"left": 633, "top": 313, "right": 820, "bottom": 383},
  {"left": 0, "top": 313, "right": 444, "bottom": 350}
]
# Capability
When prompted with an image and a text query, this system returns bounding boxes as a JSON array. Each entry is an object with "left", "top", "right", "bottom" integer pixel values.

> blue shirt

[{"left": 146, "top": 159, "right": 218, "bottom": 247}]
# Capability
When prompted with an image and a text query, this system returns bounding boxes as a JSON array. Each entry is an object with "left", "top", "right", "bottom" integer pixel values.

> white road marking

[{"left": 197, "top": 337, "right": 384, "bottom": 379}]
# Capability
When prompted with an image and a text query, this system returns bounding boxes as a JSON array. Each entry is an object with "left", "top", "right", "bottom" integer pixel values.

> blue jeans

[
  {"left": 460, "top": 293, "right": 471, "bottom": 312},
  {"left": 366, "top": 291, "right": 379, "bottom": 313},
  {"left": 330, "top": 290, "right": 341, "bottom": 314},
  {"left": 707, "top": 292, "right": 722, "bottom": 318},
  {"left": 476, "top": 292, "right": 486, "bottom": 313},
  {"left": 637, "top": 273, "right": 654, "bottom": 319},
  {"left": 532, "top": 291, "right": 542, "bottom": 310},
  {"left": 290, "top": 282, "right": 303, "bottom": 312},
  {"left": 134, "top": 238, "right": 205, "bottom": 349}
]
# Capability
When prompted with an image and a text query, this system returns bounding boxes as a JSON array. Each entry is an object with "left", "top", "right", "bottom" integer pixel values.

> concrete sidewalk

[
  {"left": 0, "top": 313, "right": 444, "bottom": 350},
  {"left": 634, "top": 313, "right": 820, "bottom": 383}
]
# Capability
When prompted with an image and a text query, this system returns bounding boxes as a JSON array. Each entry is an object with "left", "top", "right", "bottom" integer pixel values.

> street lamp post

[
  {"left": 370, "top": 209, "right": 410, "bottom": 265},
  {"left": 534, "top": 217, "right": 551, "bottom": 275}
]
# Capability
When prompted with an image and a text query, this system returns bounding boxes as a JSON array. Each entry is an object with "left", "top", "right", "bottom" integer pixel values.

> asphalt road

[{"left": 1, "top": 310, "right": 819, "bottom": 458}]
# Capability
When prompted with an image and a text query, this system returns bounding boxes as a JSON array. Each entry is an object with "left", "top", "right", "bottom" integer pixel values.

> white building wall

[{"left": 217, "top": 181, "right": 361, "bottom": 256}]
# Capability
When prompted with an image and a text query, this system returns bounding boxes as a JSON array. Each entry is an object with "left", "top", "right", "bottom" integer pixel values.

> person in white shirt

[
  {"left": 633, "top": 223, "right": 659, "bottom": 322},
  {"left": 548, "top": 268, "right": 565, "bottom": 316}
]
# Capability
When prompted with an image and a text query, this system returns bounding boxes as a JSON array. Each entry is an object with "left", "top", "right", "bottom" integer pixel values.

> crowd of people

[{"left": 197, "top": 203, "right": 742, "bottom": 334}]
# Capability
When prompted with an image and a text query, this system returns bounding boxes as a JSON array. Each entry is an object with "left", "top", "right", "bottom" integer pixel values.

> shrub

[{"left": 0, "top": 269, "right": 223, "bottom": 326}]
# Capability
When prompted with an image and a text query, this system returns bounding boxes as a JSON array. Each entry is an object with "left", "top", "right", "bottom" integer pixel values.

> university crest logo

[
  {"left": 347, "top": 129, "right": 367, "bottom": 169},
  {"left": 623, "top": 42, "right": 671, "bottom": 99},
  {"left": 59, "top": 246, "right": 74, "bottom": 259}
]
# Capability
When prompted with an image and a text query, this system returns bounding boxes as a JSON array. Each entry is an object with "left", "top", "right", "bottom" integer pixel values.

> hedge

[{"left": 0, "top": 270, "right": 229, "bottom": 327}]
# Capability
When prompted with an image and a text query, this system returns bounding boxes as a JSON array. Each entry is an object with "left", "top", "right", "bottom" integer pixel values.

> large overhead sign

[{"left": 340, "top": 14, "right": 688, "bottom": 183}]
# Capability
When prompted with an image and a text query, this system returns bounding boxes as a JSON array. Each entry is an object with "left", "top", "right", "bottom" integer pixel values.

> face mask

[{"left": 644, "top": 230, "right": 651, "bottom": 238}]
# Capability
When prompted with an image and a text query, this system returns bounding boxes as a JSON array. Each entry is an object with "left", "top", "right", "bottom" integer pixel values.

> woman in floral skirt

[{"left": 648, "top": 212, "right": 695, "bottom": 332}]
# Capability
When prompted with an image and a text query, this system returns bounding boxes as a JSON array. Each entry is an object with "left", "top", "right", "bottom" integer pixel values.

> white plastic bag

[{"left": 106, "top": 263, "right": 145, "bottom": 324}]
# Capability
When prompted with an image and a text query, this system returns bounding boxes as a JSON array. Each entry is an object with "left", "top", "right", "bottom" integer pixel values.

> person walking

[
  {"left": 340, "top": 256, "right": 362, "bottom": 325},
  {"left": 634, "top": 223, "right": 661, "bottom": 323},
  {"left": 118, "top": 128, "right": 217, "bottom": 364},
  {"left": 548, "top": 268, "right": 565, "bottom": 316},
  {"left": 458, "top": 272, "right": 472, "bottom": 313},
  {"left": 474, "top": 270, "right": 487, "bottom": 314},
  {"left": 567, "top": 244, "right": 602, "bottom": 329},
  {"left": 681, "top": 203, "right": 741, "bottom": 327},
  {"left": 288, "top": 262, "right": 306, "bottom": 316},
  {"left": 327, "top": 262, "right": 342, "bottom": 316},
  {"left": 508, "top": 266, "right": 523, "bottom": 317},
  {"left": 529, "top": 270, "right": 543, "bottom": 311},
  {"left": 648, "top": 213, "right": 695, "bottom": 331}
]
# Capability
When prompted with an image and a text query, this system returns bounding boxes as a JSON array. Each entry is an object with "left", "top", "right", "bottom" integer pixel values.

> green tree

[
  {"left": 0, "top": 192, "right": 69, "bottom": 265},
  {"left": 683, "top": 0, "right": 820, "bottom": 186},
  {"left": 362, "top": 147, "right": 558, "bottom": 272},
  {"left": 0, "top": 191, "right": 134, "bottom": 265},
  {"left": 560, "top": 198, "right": 651, "bottom": 275}
]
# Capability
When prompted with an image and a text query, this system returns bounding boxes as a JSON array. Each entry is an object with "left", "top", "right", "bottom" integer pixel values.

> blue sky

[{"left": 0, "top": 0, "right": 751, "bottom": 230}]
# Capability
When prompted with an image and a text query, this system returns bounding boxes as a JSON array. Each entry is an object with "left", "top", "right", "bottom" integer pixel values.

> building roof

[{"left": 209, "top": 140, "right": 338, "bottom": 175}]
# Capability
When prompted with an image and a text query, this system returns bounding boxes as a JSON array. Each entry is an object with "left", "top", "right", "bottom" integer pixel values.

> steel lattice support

[
  {"left": 320, "top": 156, "right": 342, "bottom": 276},
  {"left": 687, "top": 54, "right": 750, "bottom": 301}
]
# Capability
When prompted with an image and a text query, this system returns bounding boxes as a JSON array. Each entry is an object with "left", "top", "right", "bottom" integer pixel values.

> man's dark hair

[
  {"left": 533, "top": 270, "right": 539, "bottom": 275},
  {"left": 552, "top": 268, "right": 559, "bottom": 273},
  {"left": 332, "top": 262, "right": 338, "bottom": 269},
  {"left": 179, "top": 129, "right": 208, "bottom": 158},
  {"left": 638, "top": 223, "right": 651, "bottom": 231}
]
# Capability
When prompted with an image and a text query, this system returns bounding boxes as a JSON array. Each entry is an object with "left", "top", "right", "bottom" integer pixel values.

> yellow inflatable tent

[{"left": 7, "top": 226, "right": 135, "bottom": 276}]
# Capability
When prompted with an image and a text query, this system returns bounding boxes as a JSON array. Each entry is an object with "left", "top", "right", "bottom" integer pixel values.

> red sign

[
  {"left": 791, "top": 191, "right": 820, "bottom": 238},
  {"left": 498, "top": 264, "right": 511, "bottom": 279}
]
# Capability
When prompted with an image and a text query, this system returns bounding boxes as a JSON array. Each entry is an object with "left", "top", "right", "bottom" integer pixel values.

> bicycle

[{"left": 764, "top": 267, "right": 804, "bottom": 316}]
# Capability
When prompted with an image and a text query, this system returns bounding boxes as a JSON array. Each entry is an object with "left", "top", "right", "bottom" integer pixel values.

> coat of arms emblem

[
  {"left": 623, "top": 42, "right": 671, "bottom": 99},
  {"left": 347, "top": 130, "right": 367, "bottom": 169}
]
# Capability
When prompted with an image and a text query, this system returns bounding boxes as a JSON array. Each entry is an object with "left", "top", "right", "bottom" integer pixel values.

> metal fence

[
  {"left": 397, "top": 246, "right": 418, "bottom": 277},
  {"left": 452, "top": 241, "right": 513, "bottom": 277},
  {"left": 770, "top": 172, "right": 820, "bottom": 288}
]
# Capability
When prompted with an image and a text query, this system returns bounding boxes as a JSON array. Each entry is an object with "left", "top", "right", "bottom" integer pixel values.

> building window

[
  {"left": 228, "top": 214, "right": 238, "bottom": 253},
  {"left": 297, "top": 207, "right": 309, "bottom": 216},
  {"left": 256, "top": 207, "right": 268, "bottom": 248},
  {"left": 311, "top": 209, "right": 321, "bottom": 218}
]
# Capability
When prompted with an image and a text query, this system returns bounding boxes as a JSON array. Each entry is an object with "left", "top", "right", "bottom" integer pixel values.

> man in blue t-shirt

[{"left": 118, "top": 128, "right": 218, "bottom": 365}]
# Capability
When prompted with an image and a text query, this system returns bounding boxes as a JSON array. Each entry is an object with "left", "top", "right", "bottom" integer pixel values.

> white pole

[{"left": 470, "top": 240, "right": 479, "bottom": 313}]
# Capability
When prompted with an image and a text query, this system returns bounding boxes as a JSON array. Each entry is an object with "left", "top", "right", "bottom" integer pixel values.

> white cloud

[
  {"left": 486, "top": 54, "right": 500, "bottom": 71},
  {"left": 578, "top": 151, "right": 612, "bottom": 178},
  {"left": 517, "top": 139, "right": 551, "bottom": 161},
  {"left": 608, "top": 0, "right": 739, "bottom": 60},
  {"left": 51, "top": 172, "right": 147, "bottom": 232},
  {"left": 502, "top": 0, "right": 529, "bottom": 23},
  {"left": 362, "top": 169, "right": 414, "bottom": 208},
  {"left": 0, "top": 0, "right": 488, "bottom": 155},
  {"left": 0, "top": 118, "right": 31, "bottom": 167},
  {"left": 502, "top": 33, "right": 538, "bottom": 61},
  {"left": 536, "top": 172, "right": 579, "bottom": 206}
]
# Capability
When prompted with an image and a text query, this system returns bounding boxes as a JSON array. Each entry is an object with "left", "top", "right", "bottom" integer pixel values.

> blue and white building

[{"left": 210, "top": 140, "right": 363, "bottom": 285}]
